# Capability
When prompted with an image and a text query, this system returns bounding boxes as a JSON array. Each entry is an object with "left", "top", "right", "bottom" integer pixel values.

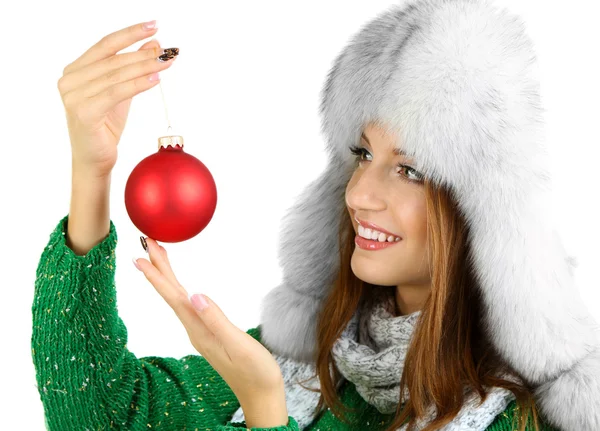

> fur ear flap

[
  {"left": 534, "top": 347, "right": 600, "bottom": 430},
  {"left": 259, "top": 156, "right": 351, "bottom": 363}
]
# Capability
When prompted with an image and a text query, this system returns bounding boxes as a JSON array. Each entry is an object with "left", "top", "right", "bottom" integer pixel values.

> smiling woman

[
  {"left": 32, "top": 1, "right": 598, "bottom": 430},
  {"left": 254, "top": 0, "right": 598, "bottom": 426}
]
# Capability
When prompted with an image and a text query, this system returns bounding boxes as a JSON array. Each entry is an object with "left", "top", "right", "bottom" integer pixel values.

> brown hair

[{"left": 297, "top": 177, "right": 542, "bottom": 431}]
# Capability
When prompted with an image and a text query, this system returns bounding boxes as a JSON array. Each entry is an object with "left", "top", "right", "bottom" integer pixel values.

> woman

[{"left": 32, "top": 0, "right": 599, "bottom": 430}]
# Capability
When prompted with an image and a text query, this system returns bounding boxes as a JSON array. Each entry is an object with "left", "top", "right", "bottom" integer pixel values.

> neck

[{"left": 395, "top": 283, "right": 430, "bottom": 316}]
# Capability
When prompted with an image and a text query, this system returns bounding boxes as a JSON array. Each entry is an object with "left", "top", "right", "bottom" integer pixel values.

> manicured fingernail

[
  {"left": 132, "top": 257, "right": 142, "bottom": 271},
  {"left": 157, "top": 47, "right": 179, "bottom": 62},
  {"left": 143, "top": 20, "right": 157, "bottom": 31},
  {"left": 140, "top": 236, "right": 148, "bottom": 253},
  {"left": 190, "top": 293, "right": 209, "bottom": 311}
]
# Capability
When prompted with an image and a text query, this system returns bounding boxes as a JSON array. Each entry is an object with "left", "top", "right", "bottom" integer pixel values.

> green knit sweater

[{"left": 32, "top": 214, "right": 559, "bottom": 431}]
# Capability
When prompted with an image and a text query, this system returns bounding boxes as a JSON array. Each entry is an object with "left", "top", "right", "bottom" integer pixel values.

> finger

[
  {"left": 189, "top": 294, "right": 246, "bottom": 352},
  {"left": 79, "top": 56, "right": 175, "bottom": 113},
  {"left": 63, "top": 21, "right": 158, "bottom": 76},
  {"left": 135, "top": 258, "right": 228, "bottom": 363},
  {"left": 60, "top": 43, "right": 174, "bottom": 98},
  {"left": 139, "top": 39, "right": 160, "bottom": 51},
  {"left": 135, "top": 256, "right": 203, "bottom": 328},
  {"left": 144, "top": 237, "right": 184, "bottom": 290}
]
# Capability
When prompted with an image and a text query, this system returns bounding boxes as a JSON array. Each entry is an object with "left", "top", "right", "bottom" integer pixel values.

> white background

[{"left": 1, "top": 0, "right": 599, "bottom": 428}]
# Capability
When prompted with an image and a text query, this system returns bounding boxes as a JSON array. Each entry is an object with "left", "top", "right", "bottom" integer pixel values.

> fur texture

[{"left": 258, "top": 0, "right": 600, "bottom": 429}]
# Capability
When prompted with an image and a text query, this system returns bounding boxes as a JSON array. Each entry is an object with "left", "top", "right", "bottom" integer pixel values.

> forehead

[{"left": 361, "top": 124, "right": 408, "bottom": 157}]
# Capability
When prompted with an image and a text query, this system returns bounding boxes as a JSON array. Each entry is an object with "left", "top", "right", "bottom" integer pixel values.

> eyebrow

[{"left": 361, "top": 132, "right": 407, "bottom": 157}]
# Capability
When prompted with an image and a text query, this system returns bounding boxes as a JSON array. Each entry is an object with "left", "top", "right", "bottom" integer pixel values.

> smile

[{"left": 355, "top": 233, "right": 402, "bottom": 250}]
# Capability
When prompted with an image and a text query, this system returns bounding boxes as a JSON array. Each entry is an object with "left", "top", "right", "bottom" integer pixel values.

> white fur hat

[{"left": 257, "top": 0, "right": 600, "bottom": 429}]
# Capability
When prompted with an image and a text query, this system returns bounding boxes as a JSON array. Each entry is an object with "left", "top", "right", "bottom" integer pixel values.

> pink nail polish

[
  {"left": 143, "top": 20, "right": 157, "bottom": 31},
  {"left": 190, "top": 294, "right": 209, "bottom": 311},
  {"left": 132, "top": 257, "right": 142, "bottom": 270}
]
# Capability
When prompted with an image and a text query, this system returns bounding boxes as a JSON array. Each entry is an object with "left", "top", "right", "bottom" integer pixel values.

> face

[{"left": 345, "top": 122, "right": 431, "bottom": 290}]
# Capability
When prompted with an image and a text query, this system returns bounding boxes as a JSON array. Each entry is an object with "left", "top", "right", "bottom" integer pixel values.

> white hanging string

[{"left": 158, "top": 80, "right": 172, "bottom": 135}]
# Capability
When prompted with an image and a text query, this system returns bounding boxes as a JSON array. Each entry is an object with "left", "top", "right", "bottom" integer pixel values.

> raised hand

[
  {"left": 58, "top": 20, "right": 178, "bottom": 178},
  {"left": 133, "top": 237, "right": 289, "bottom": 428}
]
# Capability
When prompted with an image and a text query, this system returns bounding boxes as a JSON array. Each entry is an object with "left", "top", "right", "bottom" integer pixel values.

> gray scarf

[{"left": 230, "top": 292, "right": 516, "bottom": 430}]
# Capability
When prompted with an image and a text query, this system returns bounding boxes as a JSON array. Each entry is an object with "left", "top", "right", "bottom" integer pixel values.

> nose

[{"left": 345, "top": 167, "right": 388, "bottom": 214}]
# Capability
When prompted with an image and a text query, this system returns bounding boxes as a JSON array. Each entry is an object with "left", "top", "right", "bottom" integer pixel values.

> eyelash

[{"left": 348, "top": 145, "right": 424, "bottom": 183}]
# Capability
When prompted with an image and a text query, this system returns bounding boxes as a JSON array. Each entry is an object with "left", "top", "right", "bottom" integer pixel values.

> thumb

[
  {"left": 190, "top": 294, "right": 242, "bottom": 347},
  {"left": 139, "top": 38, "right": 160, "bottom": 51}
]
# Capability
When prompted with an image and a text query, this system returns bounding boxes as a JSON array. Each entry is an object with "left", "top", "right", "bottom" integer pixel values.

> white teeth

[
  {"left": 358, "top": 224, "right": 401, "bottom": 242},
  {"left": 369, "top": 229, "right": 378, "bottom": 240}
]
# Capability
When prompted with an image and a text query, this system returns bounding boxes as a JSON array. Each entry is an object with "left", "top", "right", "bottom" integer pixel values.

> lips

[{"left": 355, "top": 233, "right": 401, "bottom": 250}]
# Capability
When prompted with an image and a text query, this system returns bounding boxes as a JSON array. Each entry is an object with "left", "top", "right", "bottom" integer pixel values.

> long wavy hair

[{"left": 296, "top": 177, "right": 542, "bottom": 431}]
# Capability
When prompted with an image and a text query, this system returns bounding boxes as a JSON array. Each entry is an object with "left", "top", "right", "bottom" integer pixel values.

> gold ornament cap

[{"left": 158, "top": 135, "right": 184, "bottom": 150}]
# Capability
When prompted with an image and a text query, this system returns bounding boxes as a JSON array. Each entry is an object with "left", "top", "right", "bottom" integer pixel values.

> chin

[{"left": 350, "top": 255, "right": 398, "bottom": 286}]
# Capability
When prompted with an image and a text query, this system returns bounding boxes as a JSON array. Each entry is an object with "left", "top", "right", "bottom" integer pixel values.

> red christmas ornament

[{"left": 125, "top": 135, "right": 217, "bottom": 243}]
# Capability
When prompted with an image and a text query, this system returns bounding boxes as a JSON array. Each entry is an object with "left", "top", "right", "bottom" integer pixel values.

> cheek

[
  {"left": 412, "top": 205, "right": 428, "bottom": 240},
  {"left": 394, "top": 196, "right": 427, "bottom": 241}
]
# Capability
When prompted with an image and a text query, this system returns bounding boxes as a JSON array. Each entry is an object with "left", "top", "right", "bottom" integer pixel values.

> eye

[
  {"left": 349, "top": 145, "right": 371, "bottom": 163},
  {"left": 397, "top": 164, "right": 424, "bottom": 182},
  {"left": 348, "top": 145, "right": 424, "bottom": 183}
]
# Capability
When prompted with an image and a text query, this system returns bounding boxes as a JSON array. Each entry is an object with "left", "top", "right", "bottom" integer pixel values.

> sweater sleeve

[{"left": 31, "top": 214, "right": 300, "bottom": 431}]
